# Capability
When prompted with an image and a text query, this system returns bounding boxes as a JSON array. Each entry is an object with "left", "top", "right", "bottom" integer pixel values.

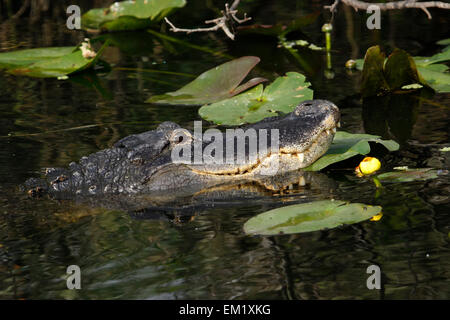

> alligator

[{"left": 24, "top": 100, "right": 340, "bottom": 211}]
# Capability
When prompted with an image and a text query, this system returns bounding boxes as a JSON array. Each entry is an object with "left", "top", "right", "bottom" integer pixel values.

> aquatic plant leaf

[
  {"left": 5, "top": 42, "right": 108, "bottom": 78},
  {"left": 407, "top": 45, "right": 450, "bottom": 92},
  {"left": 361, "top": 46, "right": 389, "bottom": 97},
  {"left": 0, "top": 47, "right": 75, "bottom": 69},
  {"left": 358, "top": 45, "right": 450, "bottom": 94},
  {"left": 82, "top": 0, "right": 186, "bottom": 32},
  {"left": 384, "top": 48, "right": 427, "bottom": 90},
  {"left": 436, "top": 38, "right": 450, "bottom": 46},
  {"left": 244, "top": 200, "right": 382, "bottom": 236},
  {"left": 147, "top": 56, "right": 266, "bottom": 105},
  {"left": 376, "top": 168, "right": 442, "bottom": 182},
  {"left": 198, "top": 72, "right": 313, "bottom": 125},
  {"left": 0, "top": 42, "right": 107, "bottom": 78},
  {"left": 304, "top": 131, "right": 399, "bottom": 171},
  {"left": 416, "top": 66, "right": 450, "bottom": 93},
  {"left": 414, "top": 46, "right": 450, "bottom": 67}
]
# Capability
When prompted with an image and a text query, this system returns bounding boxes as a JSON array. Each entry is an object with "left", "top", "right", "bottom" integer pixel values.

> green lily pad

[
  {"left": 9, "top": 44, "right": 107, "bottom": 78},
  {"left": 82, "top": 0, "right": 186, "bottom": 32},
  {"left": 147, "top": 56, "right": 266, "bottom": 105},
  {"left": 244, "top": 200, "right": 382, "bottom": 236},
  {"left": 0, "top": 41, "right": 107, "bottom": 78},
  {"left": 376, "top": 168, "right": 442, "bottom": 182},
  {"left": 198, "top": 72, "right": 313, "bottom": 125},
  {"left": 416, "top": 66, "right": 450, "bottom": 93},
  {"left": 436, "top": 38, "right": 450, "bottom": 46},
  {"left": 304, "top": 131, "right": 399, "bottom": 171},
  {"left": 0, "top": 47, "right": 75, "bottom": 69},
  {"left": 414, "top": 47, "right": 450, "bottom": 67}
]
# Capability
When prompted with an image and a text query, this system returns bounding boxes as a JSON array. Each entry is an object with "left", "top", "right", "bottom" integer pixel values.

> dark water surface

[{"left": 0, "top": 1, "right": 449, "bottom": 299}]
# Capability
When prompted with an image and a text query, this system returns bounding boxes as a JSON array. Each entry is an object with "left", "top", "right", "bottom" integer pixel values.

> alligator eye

[{"left": 169, "top": 128, "right": 193, "bottom": 145}]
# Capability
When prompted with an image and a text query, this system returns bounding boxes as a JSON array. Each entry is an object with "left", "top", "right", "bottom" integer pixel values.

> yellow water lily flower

[
  {"left": 370, "top": 213, "right": 383, "bottom": 221},
  {"left": 356, "top": 157, "right": 381, "bottom": 176}
]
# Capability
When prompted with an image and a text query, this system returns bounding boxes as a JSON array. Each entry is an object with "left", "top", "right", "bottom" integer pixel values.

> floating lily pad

[
  {"left": 376, "top": 168, "right": 443, "bottom": 182},
  {"left": 198, "top": 72, "right": 313, "bottom": 125},
  {"left": 0, "top": 41, "right": 107, "bottom": 78},
  {"left": 82, "top": 0, "right": 186, "bottom": 32},
  {"left": 0, "top": 47, "right": 75, "bottom": 69},
  {"left": 436, "top": 38, "right": 450, "bottom": 46},
  {"left": 414, "top": 46, "right": 450, "bottom": 67},
  {"left": 244, "top": 200, "right": 382, "bottom": 236},
  {"left": 147, "top": 56, "right": 266, "bottom": 105},
  {"left": 304, "top": 131, "right": 399, "bottom": 171},
  {"left": 416, "top": 66, "right": 450, "bottom": 93}
]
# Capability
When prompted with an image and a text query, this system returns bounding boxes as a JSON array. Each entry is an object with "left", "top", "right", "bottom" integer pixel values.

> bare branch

[
  {"left": 165, "top": 17, "right": 223, "bottom": 34},
  {"left": 164, "top": 1, "right": 251, "bottom": 40},
  {"left": 325, "top": 0, "right": 341, "bottom": 12},
  {"left": 325, "top": 0, "right": 450, "bottom": 19},
  {"left": 230, "top": 0, "right": 241, "bottom": 11},
  {"left": 231, "top": 11, "right": 251, "bottom": 24},
  {"left": 420, "top": 6, "right": 432, "bottom": 18}
]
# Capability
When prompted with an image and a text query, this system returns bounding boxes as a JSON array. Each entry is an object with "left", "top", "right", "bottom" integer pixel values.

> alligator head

[{"left": 24, "top": 100, "right": 340, "bottom": 199}]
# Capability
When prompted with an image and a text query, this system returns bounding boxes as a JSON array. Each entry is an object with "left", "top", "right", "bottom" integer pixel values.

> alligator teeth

[
  {"left": 337, "top": 121, "right": 341, "bottom": 128},
  {"left": 299, "top": 176, "right": 306, "bottom": 186},
  {"left": 297, "top": 153, "right": 304, "bottom": 163},
  {"left": 332, "top": 127, "right": 336, "bottom": 133}
]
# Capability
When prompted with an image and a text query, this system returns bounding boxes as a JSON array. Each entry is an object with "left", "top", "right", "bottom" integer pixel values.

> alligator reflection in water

[
  {"left": 27, "top": 163, "right": 337, "bottom": 223},
  {"left": 109, "top": 170, "right": 334, "bottom": 222}
]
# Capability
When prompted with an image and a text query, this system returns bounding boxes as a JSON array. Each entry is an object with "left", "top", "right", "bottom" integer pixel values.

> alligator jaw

[
  {"left": 188, "top": 126, "right": 337, "bottom": 177},
  {"left": 142, "top": 100, "right": 340, "bottom": 191},
  {"left": 185, "top": 99, "right": 340, "bottom": 176}
]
